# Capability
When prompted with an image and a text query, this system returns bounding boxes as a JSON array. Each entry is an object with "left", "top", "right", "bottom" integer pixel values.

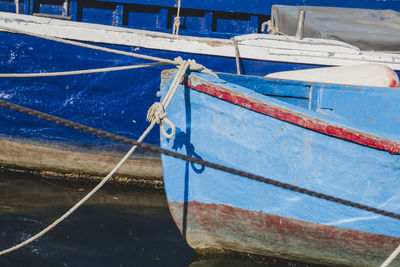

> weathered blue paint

[{"left": 160, "top": 70, "right": 400, "bottom": 264}]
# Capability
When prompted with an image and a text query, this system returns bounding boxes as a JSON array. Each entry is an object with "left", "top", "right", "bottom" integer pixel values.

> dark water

[{"left": 0, "top": 173, "right": 326, "bottom": 267}]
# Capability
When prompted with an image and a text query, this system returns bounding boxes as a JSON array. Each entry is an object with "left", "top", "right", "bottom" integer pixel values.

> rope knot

[
  {"left": 147, "top": 102, "right": 166, "bottom": 124},
  {"left": 188, "top": 59, "right": 219, "bottom": 77},
  {"left": 172, "top": 16, "right": 181, "bottom": 35},
  {"left": 174, "top": 56, "right": 184, "bottom": 66},
  {"left": 147, "top": 102, "right": 176, "bottom": 138},
  {"left": 265, "top": 20, "right": 287, "bottom": 36},
  {"left": 187, "top": 59, "right": 205, "bottom": 72},
  {"left": 173, "top": 57, "right": 218, "bottom": 78}
]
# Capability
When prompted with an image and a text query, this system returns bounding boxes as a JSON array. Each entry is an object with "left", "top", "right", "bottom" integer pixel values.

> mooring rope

[
  {"left": 380, "top": 244, "right": 400, "bottom": 267},
  {"left": 231, "top": 37, "right": 241, "bottom": 75},
  {"left": 147, "top": 59, "right": 189, "bottom": 138},
  {"left": 14, "top": 0, "right": 18, "bottom": 14},
  {"left": 174, "top": 57, "right": 218, "bottom": 78},
  {"left": 0, "top": 62, "right": 168, "bottom": 77},
  {"left": 147, "top": 60, "right": 188, "bottom": 138},
  {"left": 0, "top": 25, "right": 223, "bottom": 76},
  {"left": 172, "top": 0, "right": 182, "bottom": 35},
  {"left": 0, "top": 25, "right": 176, "bottom": 65},
  {"left": 0, "top": 99, "right": 398, "bottom": 221},
  {"left": 0, "top": 25, "right": 220, "bottom": 80},
  {"left": 0, "top": 59, "right": 211, "bottom": 256}
]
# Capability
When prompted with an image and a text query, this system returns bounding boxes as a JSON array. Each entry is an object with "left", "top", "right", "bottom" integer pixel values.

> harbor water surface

[{"left": 0, "top": 172, "right": 327, "bottom": 267}]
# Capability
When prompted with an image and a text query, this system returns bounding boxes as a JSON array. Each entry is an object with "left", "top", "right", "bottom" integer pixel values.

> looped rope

[
  {"left": 265, "top": 20, "right": 287, "bottom": 36},
  {"left": 145, "top": 57, "right": 217, "bottom": 140},
  {"left": 147, "top": 102, "right": 176, "bottom": 138},
  {"left": 174, "top": 57, "right": 218, "bottom": 78},
  {"left": 172, "top": 17, "right": 181, "bottom": 35},
  {"left": 147, "top": 102, "right": 166, "bottom": 124},
  {"left": 172, "top": 0, "right": 182, "bottom": 35}
]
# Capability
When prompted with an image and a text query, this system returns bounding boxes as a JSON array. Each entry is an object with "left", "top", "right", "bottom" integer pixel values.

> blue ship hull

[{"left": 160, "top": 70, "right": 400, "bottom": 266}]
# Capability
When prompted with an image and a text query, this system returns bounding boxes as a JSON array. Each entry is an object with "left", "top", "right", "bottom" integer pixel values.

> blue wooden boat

[
  {"left": 1, "top": 0, "right": 400, "bottom": 181},
  {"left": 159, "top": 69, "right": 400, "bottom": 266}
]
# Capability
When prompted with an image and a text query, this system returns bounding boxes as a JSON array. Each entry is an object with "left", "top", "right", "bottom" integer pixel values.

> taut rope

[
  {"left": 172, "top": 0, "right": 182, "bottom": 35},
  {"left": 231, "top": 37, "right": 241, "bottom": 75},
  {"left": 0, "top": 62, "right": 168, "bottom": 77},
  {"left": 0, "top": 25, "right": 176, "bottom": 65}
]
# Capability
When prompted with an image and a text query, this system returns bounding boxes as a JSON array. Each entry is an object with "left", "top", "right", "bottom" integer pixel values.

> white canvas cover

[{"left": 270, "top": 5, "right": 400, "bottom": 51}]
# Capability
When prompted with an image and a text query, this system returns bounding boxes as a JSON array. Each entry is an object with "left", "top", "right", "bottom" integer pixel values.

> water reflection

[
  {"left": 0, "top": 173, "right": 193, "bottom": 267},
  {"left": 0, "top": 173, "right": 328, "bottom": 267}
]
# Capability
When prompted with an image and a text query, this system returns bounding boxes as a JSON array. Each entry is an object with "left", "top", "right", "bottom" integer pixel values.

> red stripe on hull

[
  {"left": 187, "top": 76, "right": 400, "bottom": 154},
  {"left": 169, "top": 201, "right": 400, "bottom": 267}
]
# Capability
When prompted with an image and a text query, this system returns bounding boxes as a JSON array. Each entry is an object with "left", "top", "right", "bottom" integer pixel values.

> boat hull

[
  {"left": 0, "top": 138, "right": 162, "bottom": 185},
  {"left": 160, "top": 71, "right": 400, "bottom": 266},
  {"left": 1, "top": 13, "right": 400, "bottom": 181}
]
